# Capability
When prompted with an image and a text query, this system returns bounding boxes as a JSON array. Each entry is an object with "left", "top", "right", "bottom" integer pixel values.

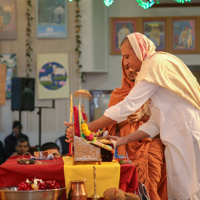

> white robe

[{"left": 104, "top": 80, "right": 200, "bottom": 200}]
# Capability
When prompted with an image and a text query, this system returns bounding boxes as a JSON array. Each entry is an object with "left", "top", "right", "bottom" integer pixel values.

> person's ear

[{"left": 15, "top": 145, "right": 18, "bottom": 151}]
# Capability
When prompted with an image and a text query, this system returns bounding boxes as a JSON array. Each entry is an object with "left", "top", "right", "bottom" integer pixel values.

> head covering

[
  {"left": 127, "top": 32, "right": 200, "bottom": 110},
  {"left": 108, "top": 59, "right": 135, "bottom": 107},
  {"left": 12, "top": 121, "right": 22, "bottom": 129},
  {"left": 127, "top": 32, "right": 156, "bottom": 62}
]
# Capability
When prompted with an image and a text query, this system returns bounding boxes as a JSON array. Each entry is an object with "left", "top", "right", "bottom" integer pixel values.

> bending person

[{"left": 65, "top": 32, "right": 200, "bottom": 200}]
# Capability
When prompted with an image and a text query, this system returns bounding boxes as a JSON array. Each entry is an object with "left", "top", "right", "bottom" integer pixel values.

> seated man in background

[
  {"left": 0, "top": 140, "right": 6, "bottom": 164},
  {"left": 10, "top": 137, "right": 30, "bottom": 156},
  {"left": 55, "top": 129, "right": 69, "bottom": 156},
  {"left": 103, "top": 58, "right": 167, "bottom": 200},
  {"left": 40, "top": 142, "right": 60, "bottom": 157},
  {"left": 4, "top": 121, "right": 29, "bottom": 158}
]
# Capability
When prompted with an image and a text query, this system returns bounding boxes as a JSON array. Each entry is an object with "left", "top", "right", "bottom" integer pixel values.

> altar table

[
  {"left": 63, "top": 156, "right": 120, "bottom": 197},
  {"left": 0, "top": 156, "right": 138, "bottom": 199}
]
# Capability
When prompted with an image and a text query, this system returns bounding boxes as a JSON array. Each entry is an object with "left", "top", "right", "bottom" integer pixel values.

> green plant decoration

[
  {"left": 25, "top": 0, "right": 33, "bottom": 77},
  {"left": 74, "top": 0, "right": 85, "bottom": 82}
]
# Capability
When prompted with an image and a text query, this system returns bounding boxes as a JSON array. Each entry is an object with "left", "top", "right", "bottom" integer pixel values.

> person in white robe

[{"left": 65, "top": 32, "right": 200, "bottom": 200}]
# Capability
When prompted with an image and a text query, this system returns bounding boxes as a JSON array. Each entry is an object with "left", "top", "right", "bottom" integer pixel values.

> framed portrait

[
  {"left": 110, "top": 17, "right": 140, "bottom": 55},
  {"left": 0, "top": 0, "right": 17, "bottom": 40},
  {"left": 0, "top": 54, "right": 17, "bottom": 98},
  {"left": 90, "top": 90, "right": 112, "bottom": 122},
  {"left": 170, "top": 16, "right": 199, "bottom": 54},
  {"left": 36, "top": 53, "right": 69, "bottom": 99},
  {"left": 36, "top": 0, "right": 68, "bottom": 38},
  {"left": 141, "top": 17, "right": 169, "bottom": 52}
]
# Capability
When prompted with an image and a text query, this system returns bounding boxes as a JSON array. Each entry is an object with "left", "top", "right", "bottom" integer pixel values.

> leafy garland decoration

[
  {"left": 74, "top": 0, "right": 85, "bottom": 82},
  {"left": 25, "top": 0, "right": 33, "bottom": 77}
]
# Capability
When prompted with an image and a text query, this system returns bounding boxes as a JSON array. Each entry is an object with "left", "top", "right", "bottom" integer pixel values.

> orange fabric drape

[{"left": 104, "top": 60, "right": 167, "bottom": 200}]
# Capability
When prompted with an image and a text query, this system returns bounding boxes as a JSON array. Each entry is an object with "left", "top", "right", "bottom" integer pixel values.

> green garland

[
  {"left": 74, "top": 0, "right": 85, "bottom": 82},
  {"left": 25, "top": 0, "right": 33, "bottom": 77}
]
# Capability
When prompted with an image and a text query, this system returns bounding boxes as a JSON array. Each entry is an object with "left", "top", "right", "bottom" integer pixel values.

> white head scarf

[{"left": 127, "top": 32, "right": 156, "bottom": 62}]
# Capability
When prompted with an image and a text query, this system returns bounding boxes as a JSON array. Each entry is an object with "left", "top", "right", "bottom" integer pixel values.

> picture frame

[
  {"left": 0, "top": 0, "right": 17, "bottom": 40},
  {"left": 0, "top": 54, "right": 17, "bottom": 99},
  {"left": 170, "top": 16, "right": 199, "bottom": 54},
  {"left": 90, "top": 90, "right": 112, "bottom": 122},
  {"left": 35, "top": 0, "right": 68, "bottom": 38},
  {"left": 36, "top": 53, "right": 70, "bottom": 100},
  {"left": 110, "top": 17, "right": 140, "bottom": 55},
  {"left": 141, "top": 17, "right": 169, "bottom": 52}
]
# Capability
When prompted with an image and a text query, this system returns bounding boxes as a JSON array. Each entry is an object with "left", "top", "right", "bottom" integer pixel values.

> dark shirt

[
  {"left": 0, "top": 141, "right": 6, "bottom": 164},
  {"left": 4, "top": 132, "right": 29, "bottom": 158},
  {"left": 55, "top": 135, "right": 69, "bottom": 156}
]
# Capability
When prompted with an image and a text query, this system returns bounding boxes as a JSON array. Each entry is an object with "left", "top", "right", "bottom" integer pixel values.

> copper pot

[{"left": 68, "top": 181, "right": 87, "bottom": 200}]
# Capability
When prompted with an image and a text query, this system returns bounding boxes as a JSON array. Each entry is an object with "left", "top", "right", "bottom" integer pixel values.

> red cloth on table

[
  {"left": 0, "top": 156, "right": 138, "bottom": 199},
  {"left": 0, "top": 155, "right": 65, "bottom": 187}
]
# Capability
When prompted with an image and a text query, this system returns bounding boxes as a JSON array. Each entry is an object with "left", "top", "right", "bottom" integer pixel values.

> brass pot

[{"left": 68, "top": 181, "right": 87, "bottom": 200}]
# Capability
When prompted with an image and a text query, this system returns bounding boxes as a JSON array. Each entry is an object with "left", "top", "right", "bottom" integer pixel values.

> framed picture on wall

[
  {"left": 36, "top": 53, "right": 70, "bottom": 99},
  {"left": 0, "top": 54, "right": 17, "bottom": 99},
  {"left": 170, "top": 16, "right": 199, "bottom": 54},
  {"left": 110, "top": 17, "right": 140, "bottom": 55},
  {"left": 35, "top": 0, "right": 68, "bottom": 38},
  {"left": 141, "top": 17, "right": 169, "bottom": 52},
  {"left": 0, "top": 0, "right": 17, "bottom": 40}
]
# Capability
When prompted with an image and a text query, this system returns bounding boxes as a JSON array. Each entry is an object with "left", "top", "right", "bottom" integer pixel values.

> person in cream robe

[{"left": 65, "top": 33, "right": 200, "bottom": 200}]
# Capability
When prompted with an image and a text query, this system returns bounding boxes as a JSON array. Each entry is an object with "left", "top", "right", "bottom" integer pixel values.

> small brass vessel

[{"left": 68, "top": 180, "right": 87, "bottom": 200}]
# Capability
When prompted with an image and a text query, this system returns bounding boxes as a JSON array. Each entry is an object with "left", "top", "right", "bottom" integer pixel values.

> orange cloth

[{"left": 104, "top": 62, "right": 167, "bottom": 200}]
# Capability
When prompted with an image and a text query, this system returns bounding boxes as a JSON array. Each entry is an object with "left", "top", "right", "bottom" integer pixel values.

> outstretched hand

[
  {"left": 102, "top": 135, "right": 120, "bottom": 141},
  {"left": 64, "top": 122, "right": 74, "bottom": 143}
]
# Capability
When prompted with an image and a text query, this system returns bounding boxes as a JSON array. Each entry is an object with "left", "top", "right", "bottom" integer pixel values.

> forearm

[
  {"left": 88, "top": 115, "right": 117, "bottom": 132},
  {"left": 116, "top": 130, "right": 149, "bottom": 147}
]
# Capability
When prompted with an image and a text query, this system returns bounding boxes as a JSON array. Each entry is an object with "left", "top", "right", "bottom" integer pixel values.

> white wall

[
  {"left": 82, "top": 0, "right": 200, "bottom": 121},
  {"left": 0, "top": 0, "right": 80, "bottom": 146}
]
